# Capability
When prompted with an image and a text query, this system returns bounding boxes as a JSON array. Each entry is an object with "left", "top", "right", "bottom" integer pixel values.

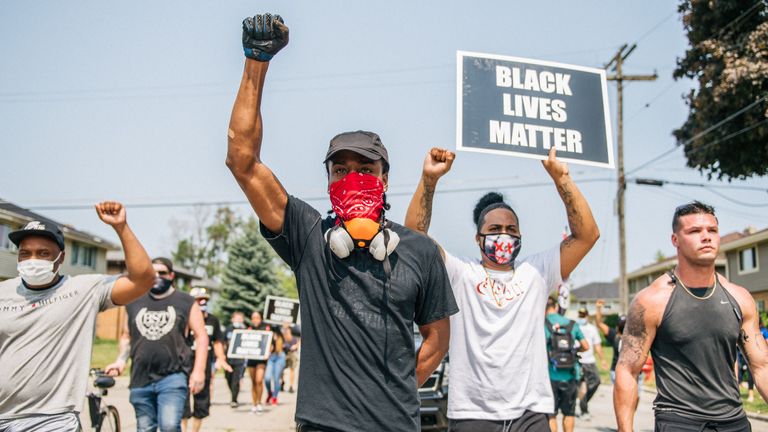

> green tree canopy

[{"left": 674, "top": 0, "right": 768, "bottom": 179}]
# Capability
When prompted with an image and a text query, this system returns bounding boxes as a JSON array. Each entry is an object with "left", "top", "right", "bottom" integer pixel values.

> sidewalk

[
  {"left": 81, "top": 374, "right": 297, "bottom": 431},
  {"left": 82, "top": 376, "right": 768, "bottom": 431}
]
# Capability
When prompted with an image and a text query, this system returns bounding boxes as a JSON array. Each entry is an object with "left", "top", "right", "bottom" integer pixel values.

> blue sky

[{"left": 2, "top": 1, "right": 767, "bottom": 288}]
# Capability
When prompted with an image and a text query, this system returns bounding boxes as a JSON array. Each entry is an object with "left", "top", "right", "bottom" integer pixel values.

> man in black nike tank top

[{"left": 614, "top": 201, "right": 768, "bottom": 432}]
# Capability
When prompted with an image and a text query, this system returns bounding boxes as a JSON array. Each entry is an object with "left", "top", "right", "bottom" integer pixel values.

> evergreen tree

[
  {"left": 217, "top": 217, "right": 286, "bottom": 326},
  {"left": 674, "top": 0, "right": 768, "bottom": 179}
]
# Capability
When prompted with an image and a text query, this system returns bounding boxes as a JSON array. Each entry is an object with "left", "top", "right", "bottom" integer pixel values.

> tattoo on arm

[
  {"left": 417, "top": 183, "right": 435, "bottom": 233},
  {"left": 618, "top": 303, "right": 648, "bottom": 369},
  {"left": 556, "top": 180, "right": 583, "bottom": 238}
]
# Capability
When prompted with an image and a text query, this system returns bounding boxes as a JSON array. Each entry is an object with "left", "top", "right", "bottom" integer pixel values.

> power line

[
  {"left": 24, "top": 178, "right": 614, "bottom": 211},
  {"left": 626, "top": 95, "right": 768, "bottom": 174}
]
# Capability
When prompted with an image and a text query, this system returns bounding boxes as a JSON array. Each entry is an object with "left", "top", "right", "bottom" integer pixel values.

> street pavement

[{"left": 81, "top": 375, "right": 768, "bottom": 431}]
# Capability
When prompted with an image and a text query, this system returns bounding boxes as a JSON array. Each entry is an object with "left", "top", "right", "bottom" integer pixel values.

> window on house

[
  {"left": 738, "top": 247, "right": 758, "bottom": 274},
  {"left": 70, "top": 243, "right": 97, "bottom": 268},
  {"left": 758, "top": 300, "right": 765, "bottom": 313},
  {"left": 0, "top": 224, "right": 14, "bottom": 250}
]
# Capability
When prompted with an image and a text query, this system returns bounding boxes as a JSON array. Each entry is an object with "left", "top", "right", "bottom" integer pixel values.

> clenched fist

[
  {"left": 95, "top": 201, "right": 127, "bottom": 227},
  {"left": 242, "top": 14, "right": 289, "bottom": 62}
]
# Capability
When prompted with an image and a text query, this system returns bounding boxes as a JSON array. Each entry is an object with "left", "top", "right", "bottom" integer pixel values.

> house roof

[
  {"left": 572, "top": 281, "right": 619, "bottom": 300},
  {"left": 0, "top": 198, "right": 117, "bottom": 249},
  {"left": 719, "top": 227, "right": 768, "bottom": 252},
  {"left": 106, "top": 250, "right": 202, "bottom": 280}
]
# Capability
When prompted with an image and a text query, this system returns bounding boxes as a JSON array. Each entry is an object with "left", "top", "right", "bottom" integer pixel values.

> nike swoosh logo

[{"left": 721, "top": 300, "right": 729, "bottom": 304}]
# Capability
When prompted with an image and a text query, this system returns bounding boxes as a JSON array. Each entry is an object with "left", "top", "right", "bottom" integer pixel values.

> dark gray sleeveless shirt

[{"left": 651, "top": 275, "right": 745, "bottom": 421}]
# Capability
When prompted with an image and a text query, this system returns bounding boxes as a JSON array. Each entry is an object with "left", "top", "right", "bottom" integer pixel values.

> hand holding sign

[
  {"left": 423, "top": 147, "right": 456, "bottom": 181},
  {"left": 542, "top": 147, "right": 569, "bottom": 181}
]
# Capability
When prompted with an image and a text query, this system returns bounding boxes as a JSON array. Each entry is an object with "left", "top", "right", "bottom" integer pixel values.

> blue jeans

[
  {"left": 129, "top": 372, "right": 188, "bottom": 432},
  {"left": 265, "top": 353, "right": 286, "bottom": 399}
]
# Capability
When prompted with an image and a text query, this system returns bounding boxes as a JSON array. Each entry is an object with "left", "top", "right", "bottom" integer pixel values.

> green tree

[
  {"left": 674, "top": 0, "right": 768, "bottom": 179},
  {"left": 171, "top": 206, "right": 242, "bottom": 279},
  {"left": 217, "top": 218, "right": 286, "bottom": 325}
]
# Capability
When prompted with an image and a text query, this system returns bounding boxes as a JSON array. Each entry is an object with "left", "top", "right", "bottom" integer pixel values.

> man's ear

[
  {"left": 382, "top": 172, "right": 389, "bottom": 192},
  {"left": 671, "top": 233, "right": 678, "bottom": 248},
  {"left": 169, "top": 272, "right": 176, "bottom": 282}
]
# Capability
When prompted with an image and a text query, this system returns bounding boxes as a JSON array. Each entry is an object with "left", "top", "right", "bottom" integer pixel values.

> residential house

[
  {"left": 0, "top": 199, "right": 115, "bottom": 281},
  {"left": 720, "top": 227, "right": 768, "bottom": 313},
  {"left": 571, "top": 281, "right": 621, "bottom": 315},
  {"left": 627, "top": 230, "right": 745, "bottom": 300}
]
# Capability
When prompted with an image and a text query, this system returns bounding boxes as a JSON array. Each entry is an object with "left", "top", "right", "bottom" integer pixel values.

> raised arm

[
  {"left": 729, "top": 281, "right": 768, "bottom": 403},
  {"left": 541, "top": 148, "right": 600, "bottom": 280},
  {"left": 404, "top": 148, "right": 455, "bottom": 253},
  {"left": 94, "top": 202, "right": 155, "bottom": 306},
  {"left": 614, "top": 291, "right": 659, "bottom": 432},
  {"left": 226, "top": 14, "right": 289, "bottom": 234},
  {"left": 594, "top": 299, "right": 611, "bottom": 336}
]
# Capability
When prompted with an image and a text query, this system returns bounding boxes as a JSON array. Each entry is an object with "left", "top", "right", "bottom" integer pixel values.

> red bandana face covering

[{"left": 329, "top": 172, "right": 385, "bottom": 222}]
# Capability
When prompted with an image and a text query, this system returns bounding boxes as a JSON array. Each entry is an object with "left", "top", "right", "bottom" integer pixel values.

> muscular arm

[
  {"left": 213, "top": 341, "right": 233, "bottom": 372},
  {"left": 187, "top": 304, "right": 210, "bottom": 394},
  {"left": 614, "top": 293, "right": 657, "bottom": 432},
  {"left": 110, "top": 224, "right": 155, "bottom": 305},
  {"left": 226, "top": 59, "right": 288, "bottom": 234},
  {"left": 415, "top": 317, "right": 450, "bottom": 386},
  {"left": 731, "top": 283, "right": 768, "bottom": 402},
  {"left": 405, "top": 174, "right": 439, "bottom": 235},
  {"left": 404, "top": 148, "right": 454, "bottom": 259},
  {"left": 542, "top": 148, "right": 600, "bottom": 280}
]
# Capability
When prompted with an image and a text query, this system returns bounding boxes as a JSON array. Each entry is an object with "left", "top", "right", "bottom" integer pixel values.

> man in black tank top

[{"left": 614, "top": 201, "right": 768, "bottom": 432}]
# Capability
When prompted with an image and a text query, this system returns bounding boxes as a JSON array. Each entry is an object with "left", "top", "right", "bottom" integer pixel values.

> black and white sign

[
  {"left": 457, "top": 51, "right": 614, "bottom": 169},
  {"left": 263, "top": 295, "right": 300, "bottom": 326},
  {"left": 226, "top": 330, "right": 273, "bottom": 360}
]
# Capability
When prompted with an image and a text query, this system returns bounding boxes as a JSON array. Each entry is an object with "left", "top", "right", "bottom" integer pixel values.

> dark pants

[
  {"left": 225, "top": 360, "right": 246, "bottom": 403},
  {"left": 579, "top": 363, "right": 601, "bottom": 414},
  {"left": 183, "top": 363, "right": 212, "bottom": 419},
  {"left": 550, "top": 379, "right": 578, "bottom": 417},
  {"left": 655, "top": 411, "right": 751, "bottom": 432},
  {"left": 448, "top": 411, "right": 550, "bottom": 432}
]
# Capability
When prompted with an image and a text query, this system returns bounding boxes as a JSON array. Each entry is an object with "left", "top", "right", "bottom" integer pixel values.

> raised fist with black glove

[{"left": 242, "top": 14, "right": 289, "bottom": 62}]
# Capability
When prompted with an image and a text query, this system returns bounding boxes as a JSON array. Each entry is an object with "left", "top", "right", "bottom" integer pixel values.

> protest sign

[
  {"left": 457, "top": 51, "right": 614, "bottom": 168},
  {"left": 263, "top": 295, "right": 300, "bottom": 326},
  {"left": 226, "top": 329, "right": 273, "bottom": 360}
]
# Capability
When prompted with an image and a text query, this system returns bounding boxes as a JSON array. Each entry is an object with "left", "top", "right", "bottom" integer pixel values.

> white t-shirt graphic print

[{"left": 444, "top": 247, "right": 561, "bottom": 420}]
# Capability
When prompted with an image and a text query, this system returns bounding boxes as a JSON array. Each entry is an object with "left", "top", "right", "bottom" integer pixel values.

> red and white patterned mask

[{"left": 329, "top": 172, "right": 385, "bottom": 222}]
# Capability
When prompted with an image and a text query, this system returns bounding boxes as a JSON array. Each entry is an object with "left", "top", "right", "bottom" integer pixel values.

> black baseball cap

[
  {"left": 9, "top": 220, "right": 65, "bottom": 251},
  {"left": 324, "top": 131, "right": 389, "bottom": 167}
]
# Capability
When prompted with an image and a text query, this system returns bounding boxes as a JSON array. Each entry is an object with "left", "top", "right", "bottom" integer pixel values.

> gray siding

[{"left": 727, "top": 241, "right": 768, "bottom": 293}]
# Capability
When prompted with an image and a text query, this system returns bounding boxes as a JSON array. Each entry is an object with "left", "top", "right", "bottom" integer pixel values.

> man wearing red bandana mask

[
  {"left": 406, "top": 148, "right": 599, "bottom": 432},
  {"left": 226, "top": 14, "right": 457, "bottom": 432}
]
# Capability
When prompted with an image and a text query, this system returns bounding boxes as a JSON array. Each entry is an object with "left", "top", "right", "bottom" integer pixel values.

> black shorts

[
  {"left": 655, "top": 411, "right": 751, "bottom": 432},
  {"left": 550, "top": 379, "right": 578, "bottom": 417},
  {"left": 448, "top": 410, "right": 550, "bottom": 432},
  {"left": 247, "top": 359, "right": 267, "bottom": 367}
]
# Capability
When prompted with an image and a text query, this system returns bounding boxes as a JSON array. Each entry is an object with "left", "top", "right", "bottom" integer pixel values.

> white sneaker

[
  {"left": 581, "top": 413, "right": 591, "bottom": 421},
  {"left": 250, "top": 404, "right": 263, "bottom": 413}
]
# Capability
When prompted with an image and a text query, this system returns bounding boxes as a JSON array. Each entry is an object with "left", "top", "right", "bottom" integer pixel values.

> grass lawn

[{"left": 91, "top": 337, "right": 119, "bottom": 370}]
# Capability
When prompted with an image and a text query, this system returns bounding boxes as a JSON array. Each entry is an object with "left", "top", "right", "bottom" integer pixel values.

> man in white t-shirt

[
  {"left": 575, "top": 307, "right": 604, "bottom": 420},
  {"left": 405, "top": 148, "right": 599, "bottom": 432}
]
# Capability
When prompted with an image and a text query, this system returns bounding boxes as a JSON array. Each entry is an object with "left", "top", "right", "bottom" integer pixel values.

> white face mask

[
  {"left": 577, "top": 318, "right": 588, "bottom": 326},
  {"left": 18, "top": 252, "right": 62, "bottom": 286}
]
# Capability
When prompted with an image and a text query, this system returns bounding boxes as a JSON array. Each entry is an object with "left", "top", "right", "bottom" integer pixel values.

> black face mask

[{"left": 150, "top": 277, "right": 173, "bottom": 295}]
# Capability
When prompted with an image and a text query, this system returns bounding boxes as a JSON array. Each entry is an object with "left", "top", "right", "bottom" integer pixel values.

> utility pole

[{"left": 605, "top": 44, "right": 657, "bottom": 314}]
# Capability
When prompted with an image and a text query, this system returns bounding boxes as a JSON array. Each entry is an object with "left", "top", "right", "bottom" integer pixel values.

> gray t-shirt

[{"left": 0, "top": 274, "right": 118, "bottom": 419}]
